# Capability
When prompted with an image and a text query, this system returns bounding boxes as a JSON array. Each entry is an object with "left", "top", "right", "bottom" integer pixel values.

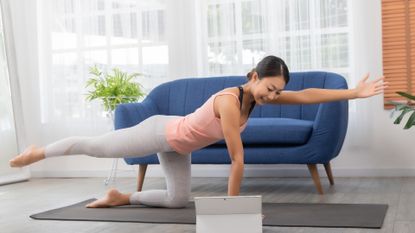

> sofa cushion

[{"left": 213, "top": 118, "right": 314, "bottom": 146}]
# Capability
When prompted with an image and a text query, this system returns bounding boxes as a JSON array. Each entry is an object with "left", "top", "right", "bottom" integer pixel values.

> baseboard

[
  {"left": 30, "top": 165, "right": 415, "bottom": 178},
  {"left": 0, "top": 169, "right": 30, "bottom": 185}
]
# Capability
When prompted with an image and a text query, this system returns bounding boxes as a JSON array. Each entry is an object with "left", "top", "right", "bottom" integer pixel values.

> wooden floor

[{"left": 2, "top": 177, "right": 415, "bottom": 233}]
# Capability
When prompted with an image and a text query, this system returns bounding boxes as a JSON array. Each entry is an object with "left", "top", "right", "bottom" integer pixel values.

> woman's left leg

[{"left": 87, "top": 151, "right": 192, "bottom": 208}]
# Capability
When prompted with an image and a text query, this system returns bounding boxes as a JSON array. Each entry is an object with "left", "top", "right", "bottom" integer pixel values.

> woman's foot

[
  {"left": 9, "top": 145, "right": 45, "bottom": 167},
  {"left": 86, "top": 188, "right": 131, "bottom": 208}
]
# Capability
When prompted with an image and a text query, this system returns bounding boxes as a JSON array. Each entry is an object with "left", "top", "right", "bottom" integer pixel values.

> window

[
  {"left": 203, "top": 0, "right": 350, "bottom": 79},
  {"left": 38, "top": 0, "right": 351, "bottom": 124},
  {"left": 39, "top": 0, "right": 168, "bottom": 123}
]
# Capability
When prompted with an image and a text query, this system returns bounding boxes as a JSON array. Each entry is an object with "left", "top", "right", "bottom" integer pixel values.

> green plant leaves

[
  {"left": 388, "top": 91, "right": 415, "bottom": 130},
  {"left": 394, "top": 107, "right": 412, "bottom": 124},
  {"left": 397, "top": 91, "right": 415, "bottom": 101},
  {"left": 84, "top": 65, "right": 146, "bottom": 112},
  {"left": 404, "top": 111, "right": 415, "bottom": 129},
  {"left": 88, "top": 65, "right": 102, "bottom": 77}
]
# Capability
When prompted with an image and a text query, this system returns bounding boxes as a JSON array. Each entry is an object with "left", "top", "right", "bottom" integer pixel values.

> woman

[{"left": 9, "top": 56, "right": 388, "bottom": 208}]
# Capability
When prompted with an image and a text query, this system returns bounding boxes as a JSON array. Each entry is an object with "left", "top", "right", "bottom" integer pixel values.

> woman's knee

[{"left": 165, "top": 194, "right": 190, "bottom": 208}]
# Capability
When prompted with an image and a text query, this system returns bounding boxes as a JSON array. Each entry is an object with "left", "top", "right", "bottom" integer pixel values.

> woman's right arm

[{"left": 215, "top": 95, "right": 245, "bottom": 196}]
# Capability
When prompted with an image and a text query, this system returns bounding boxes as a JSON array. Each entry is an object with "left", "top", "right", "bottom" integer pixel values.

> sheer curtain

[
  {"left": 197, "top": 0, "right": 367, "bottom": 148},
  {"left": 37, "top": 0, "right": 168, "bottom": 133},
  {"left": 0, "top": 0, "right": 30, "bottom": 183},
  {"left": 36, "top": 0, "right": 367, "bottom": 149},
  {"left": 201, "top": 0, "right": 349, "bottom": 82}
]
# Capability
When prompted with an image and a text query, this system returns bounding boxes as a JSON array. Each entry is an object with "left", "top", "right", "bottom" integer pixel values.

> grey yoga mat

[{"left": 30, "top": 199, "right": 388, "bottom": 229}]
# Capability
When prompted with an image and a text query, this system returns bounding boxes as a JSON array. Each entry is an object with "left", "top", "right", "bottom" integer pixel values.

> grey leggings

[{"left": 45, "top": 115, "right": 191, "bottom": 208}]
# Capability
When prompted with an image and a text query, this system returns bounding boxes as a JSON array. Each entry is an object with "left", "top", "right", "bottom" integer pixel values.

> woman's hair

[{"left": 247, "top": 55, "right": 290, "bottom": 84}]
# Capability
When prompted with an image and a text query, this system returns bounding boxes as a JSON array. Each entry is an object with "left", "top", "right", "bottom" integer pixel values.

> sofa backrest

[{"left": 146, "top": 71, "right": 347, "bottom": 121}]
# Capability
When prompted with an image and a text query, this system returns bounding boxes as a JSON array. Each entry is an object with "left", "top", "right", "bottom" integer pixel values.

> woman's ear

[{"left": 251, "top": 72, "right": 259, "bottom": 82}]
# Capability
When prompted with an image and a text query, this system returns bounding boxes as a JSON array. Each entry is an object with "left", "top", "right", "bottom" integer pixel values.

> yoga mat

[{"left": 30, "top": 199, "right": 388, "bottom": 229}]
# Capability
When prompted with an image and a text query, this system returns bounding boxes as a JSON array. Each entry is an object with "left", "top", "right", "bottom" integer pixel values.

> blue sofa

[{"left": 114, "top": 71, "right": 349, "bottom": 194}]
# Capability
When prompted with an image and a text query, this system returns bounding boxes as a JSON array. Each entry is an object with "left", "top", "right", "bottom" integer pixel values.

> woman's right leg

[{"left": 9, "top": 115, "right": 180, "bottom": 167}]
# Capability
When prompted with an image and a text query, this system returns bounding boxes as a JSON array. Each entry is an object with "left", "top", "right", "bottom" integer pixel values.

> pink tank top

[{"left": 165, "top": 92, "right": 248, "bottom": 155}]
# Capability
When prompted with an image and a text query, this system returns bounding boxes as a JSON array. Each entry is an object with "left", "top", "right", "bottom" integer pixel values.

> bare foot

[
  {"left": 9, "top": 145, "right": 45, "bottom": 167},
  {"left": 86, "top": 188, "right": 131, "bottom": 208}
]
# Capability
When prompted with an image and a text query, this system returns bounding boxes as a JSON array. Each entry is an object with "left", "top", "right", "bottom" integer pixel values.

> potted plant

[
  {"left": 388, "top": 91, "right": 415, "bottom": 129},
  {"left": 85, "top": 65, "right": 146, "bottom": 122},
  {"left": 84, "top": 65, "right": 146, "bottom": 185}
]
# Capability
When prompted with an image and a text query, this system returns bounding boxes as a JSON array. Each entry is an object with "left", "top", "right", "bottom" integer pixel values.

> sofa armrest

[
  {"left": 309, "top": 99, "right": 348, "bottom": 162},
  {"left": 114, "top": 98, "right": 159, "bottom": 130}
]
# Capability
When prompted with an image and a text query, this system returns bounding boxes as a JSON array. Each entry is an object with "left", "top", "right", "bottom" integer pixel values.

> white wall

[
  {"left": 332, "top": 0, "right": 415, "bottom": 176},
  {"left": 8, "top": 0, "right": 415, "bottom": 178}
]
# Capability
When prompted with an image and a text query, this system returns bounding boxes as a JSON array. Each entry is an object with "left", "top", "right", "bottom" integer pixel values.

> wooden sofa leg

[
  {"left": 307, "top": 164, "right": 324, "bottom": 195},
  {"left": 137, "top": 164, "right": 148, "bottom": 192},
  {"left": 324, "top": 162, "right": 335, "bottom": 185}
]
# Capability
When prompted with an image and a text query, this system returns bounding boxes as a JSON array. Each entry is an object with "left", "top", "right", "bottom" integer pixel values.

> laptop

[{"left": 195, "top": 195, "right": 263, "bottom": 233}]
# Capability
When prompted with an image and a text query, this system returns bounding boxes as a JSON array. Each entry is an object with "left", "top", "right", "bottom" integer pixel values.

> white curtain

[
  {"left": 37, "top": 0, "right": 168, "bottom": 134},
  {"left": 199, "top": 0, "right": 367, "bottom": 148},
  {"left": 34, "top": 0, "right": 366, "bottom": 148},
  {"left": 200, "top": 0, "right": 348, "bottom": 75},
  {"left": 0, "top": 0, "right": 30, "bottom": 183}
]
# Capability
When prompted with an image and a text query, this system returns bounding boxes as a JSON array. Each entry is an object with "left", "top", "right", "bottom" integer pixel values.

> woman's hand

[{"left": 355, "top": 73, "right": 389, "bottom": 98}]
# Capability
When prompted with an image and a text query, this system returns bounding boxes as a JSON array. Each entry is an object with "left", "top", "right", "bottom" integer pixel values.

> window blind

[{"left": 382, "top": 0, "right": 415, "bottom": 109}]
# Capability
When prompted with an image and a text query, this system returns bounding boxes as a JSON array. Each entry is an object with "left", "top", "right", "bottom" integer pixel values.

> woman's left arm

[{"left": 272, "top": 74, "right": 389, "bottom": 104}]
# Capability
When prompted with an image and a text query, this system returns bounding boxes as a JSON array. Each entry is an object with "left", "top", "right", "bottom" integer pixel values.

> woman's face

[{"left": 251, "top": 73, "right": 286, "bottom": 105}]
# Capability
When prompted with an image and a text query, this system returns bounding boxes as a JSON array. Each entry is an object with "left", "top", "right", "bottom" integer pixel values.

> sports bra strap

[{"left": 238, "top": 86, "right": 256, "bottom": 116}]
